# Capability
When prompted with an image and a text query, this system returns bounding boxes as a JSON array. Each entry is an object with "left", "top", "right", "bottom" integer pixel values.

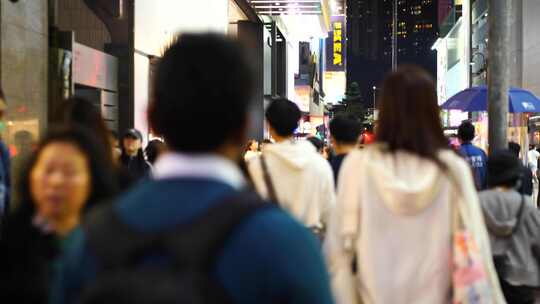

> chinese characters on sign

[
  {"left": 333, "top": 21, "right": 342, "bottom": 66},
  {"left": 326, "top": 16, "right": 345, "bottom": 72}
]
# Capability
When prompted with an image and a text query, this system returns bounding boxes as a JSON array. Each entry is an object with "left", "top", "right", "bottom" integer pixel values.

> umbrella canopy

[{"left": 440, "top": 86, "right": 540, "bottom": 113}]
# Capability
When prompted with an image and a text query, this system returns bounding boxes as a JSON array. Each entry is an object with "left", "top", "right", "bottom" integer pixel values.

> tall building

[{"left": 346, "top": 0, "right": 439, "bottom": 106}]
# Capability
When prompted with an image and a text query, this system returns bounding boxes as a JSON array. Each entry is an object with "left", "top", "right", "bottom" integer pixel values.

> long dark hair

[
  {"left": 54, "top": 97, "right": 114, "bottom": 165},
  {"left": 376, "top": 65, "right": 448, "bottom": 167}
]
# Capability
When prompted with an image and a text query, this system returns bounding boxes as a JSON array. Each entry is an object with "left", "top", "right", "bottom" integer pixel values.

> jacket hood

[
  {"left": 265, "top": 140, "right": 319, "bottom": 170},
  {"left": 364, "top": 147, "right": 446, "bottom": 215},
  {"left": 479, "top": 190, "right": 523, "bottom": 237}
]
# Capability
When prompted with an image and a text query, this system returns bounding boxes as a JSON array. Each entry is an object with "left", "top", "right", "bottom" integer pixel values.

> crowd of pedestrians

[{"left": 0, "top": 32, "right": 539, "bottom": 304}]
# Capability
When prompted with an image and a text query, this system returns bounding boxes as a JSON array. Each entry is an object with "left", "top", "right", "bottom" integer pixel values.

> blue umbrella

[{"left": 440, "top": 85, "right": 540, "bottom": 113}]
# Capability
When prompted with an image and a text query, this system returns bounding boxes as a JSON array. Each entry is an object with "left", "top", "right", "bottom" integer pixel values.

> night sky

[{"left": 346, "top": 0, "right": 439, "bottom": 107}]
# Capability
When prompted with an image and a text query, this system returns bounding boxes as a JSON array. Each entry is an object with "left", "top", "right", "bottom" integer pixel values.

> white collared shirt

[{"left": 153, "top": 152, "right": 246, "bottom": 190}]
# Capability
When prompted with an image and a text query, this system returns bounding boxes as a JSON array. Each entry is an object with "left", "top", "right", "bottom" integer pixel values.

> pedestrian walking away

[
  {"left": 248, "top": 98, "right": 336, "bottom": 239},
  {"left": 324, "top": 65, "right": 505, "bottom": 304},
  {"left": 508, "top": 141, "right": 534, "bottom": 197},
  {"left": 329, "top": 115, "right": 362, "bottom": 185},
  {"left": 480, "top": 149, "right": 540, "bottom": 304},
  {"left": 457, "top": 121, "right": 488, "bottom": 191}
]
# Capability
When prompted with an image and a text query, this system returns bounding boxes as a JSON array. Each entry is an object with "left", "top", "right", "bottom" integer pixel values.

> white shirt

[
  {"left": 153, "top": 152, "right": 246, "bottom": 190},
  {"left": 528, "top": 149, "right": 540, "bottom": 171}
]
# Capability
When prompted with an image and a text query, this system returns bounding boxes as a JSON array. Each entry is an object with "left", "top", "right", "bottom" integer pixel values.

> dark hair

[
  {"left": 330, "top": 115, "right": 362, "bottom": 144},
  {"left": 487, "top": 149, "right": 522, "bottom": 188},
  {"left": 145, "top": 139, "right": 165, "bottom": 165},
  {"left": 307, "top": 136, "right": 324, "bottom": 152},
  {"left": 15, "top": 126, "right": 119, "bottom": 219},
  {"left": 149, "top": 33, "right": 254, "bottom": 153},
  {"left": 0, "top": 126, "right": 119, "bottom": 302},
  {"left": 262, "top": 139, "right": 272, "bottom": 144},
  {"left": 54, "top": 97, "right": 114, "bottom": 164},
  {"left": 458, "top": 121, "right": 475, "bottom": 142},
  {"left": 376, "top": 65, "right": 447, "bottom": 167},
  {"left": 508, "top": 142, "right": 521, "bottom": 157},
  {"left": 265, "top": 98, "right": 301, "bottom": 137}
]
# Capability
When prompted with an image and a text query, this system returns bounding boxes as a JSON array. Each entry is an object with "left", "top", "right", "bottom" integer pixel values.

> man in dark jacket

[
  {"left": 329, "top": 115, "right": 361, "bottom": 185},
  {"left": 55, "top": 34, "right": 333, "bottom": 304},
  {"left": 508, "top": 142, "right": 533, "bottom": 197},
  {"left": 479, "top": 150, "right": 540, "bottom": 304},
  {"left": 119, "top": 128, "right": 151, "bottom": 180},
  {"left": 458, "top": 121, "right": 487, "bottom": 190}
]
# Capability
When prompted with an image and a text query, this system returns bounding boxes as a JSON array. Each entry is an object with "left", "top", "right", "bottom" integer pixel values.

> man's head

[
  {"left": 329, "top": 115, "right": 361, "bottom": 147},
  {"left": 122, "top": 129, "right": 143, "bottom": 157},
  {"left": 487, "top": 149, "right": 523, "bottom": 189},
  {"left": 457, "top": 121, "right": 475, "bottom": 143},
  {"left": 508, "top": 142, "right": 521, "bottom": 158},
  {"left": 265, "top": 98, "right": 301, "bottom": 140},
  {"left": 148, "top": 34, "right": 254, "bottom": 159}
]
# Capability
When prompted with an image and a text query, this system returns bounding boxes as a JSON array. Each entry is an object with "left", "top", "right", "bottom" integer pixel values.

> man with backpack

[{"left": 55, "top": 34, "right": 334, "bottom": 304}]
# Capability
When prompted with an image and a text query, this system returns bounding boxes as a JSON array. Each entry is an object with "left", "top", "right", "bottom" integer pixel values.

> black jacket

[
  {"left": 120, "top": 150, "right": 151, "bottom": 181},
  {"left": 519, "top": 165, "right": 533, "bottom": 196},
  {"left": 0, "top": 212, "right": 58, "bottom": 303}
]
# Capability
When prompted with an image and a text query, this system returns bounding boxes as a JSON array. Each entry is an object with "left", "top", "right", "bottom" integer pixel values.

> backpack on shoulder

[{"left": 80, "top": 192, "right": 270, "bottom": 304}]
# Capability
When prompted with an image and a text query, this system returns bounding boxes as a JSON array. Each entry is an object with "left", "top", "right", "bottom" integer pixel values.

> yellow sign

[{"left": 333, "top": 22, "right": 343, "bottom": 66}]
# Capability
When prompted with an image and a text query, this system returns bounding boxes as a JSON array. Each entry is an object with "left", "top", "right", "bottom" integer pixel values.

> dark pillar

[
  {"left": 488, "top": 0, "right": 511, "bottom": 153},
  {"left": 276, "top": 40, "right": 287, "bottom": 97},
  {"left": 271, "top": 22, "right": 278, "bottom": 97},
  {"left": 238, "top": 21, "right": 264, "bottom": 141}
]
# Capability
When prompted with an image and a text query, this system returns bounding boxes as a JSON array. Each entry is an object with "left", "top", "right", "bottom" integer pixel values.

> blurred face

[
  {"left": 30, "top": 142, "right": 91, "bottom": 225},
  {"left": 123, "top": 136, "right": 141, "bottom": 156},
  {"left": 250, "top": 141, "right": 259, "bottom": 151}
]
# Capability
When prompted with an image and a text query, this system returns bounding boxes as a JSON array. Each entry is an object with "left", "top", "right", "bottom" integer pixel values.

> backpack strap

[
  {"left": 260, "top": 154, "right": 279, "bottom": 204},
  {"left": 84, "top": 191, "right": 271, "bottom": 272}
]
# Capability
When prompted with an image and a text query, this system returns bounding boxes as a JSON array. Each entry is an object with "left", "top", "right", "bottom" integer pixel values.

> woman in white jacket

[{"left": 324, "top": 65, "right": 506, "bottom": 304}]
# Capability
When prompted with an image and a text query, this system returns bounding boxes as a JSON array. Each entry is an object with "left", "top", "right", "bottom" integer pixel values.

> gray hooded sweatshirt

[{"left": 480, "top": 190, "right": 540, "bottom": 287}]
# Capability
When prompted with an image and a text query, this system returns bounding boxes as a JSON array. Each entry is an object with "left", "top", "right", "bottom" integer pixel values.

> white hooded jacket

[
  {"left": 248, "top": 139, "right": 336, "bottom": 228},
  {"left": 324, "top": 145, "right": 506, "bottom": 304}
]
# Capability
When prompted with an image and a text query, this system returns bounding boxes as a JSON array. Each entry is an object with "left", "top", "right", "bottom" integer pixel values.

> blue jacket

[
  {"left": 0, "top": 142, "right": 10, "bottom": 216},
  {"left": 55, "top": 178, "right": 334, "bottom": 304},
  {"left": 459, "top": 143, "right": 488, "bottom": 190}
]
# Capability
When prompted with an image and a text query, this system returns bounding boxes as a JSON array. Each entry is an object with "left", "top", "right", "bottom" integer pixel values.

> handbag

[{"left": 449, "top": 173, "right": 495, "bottom": 304}]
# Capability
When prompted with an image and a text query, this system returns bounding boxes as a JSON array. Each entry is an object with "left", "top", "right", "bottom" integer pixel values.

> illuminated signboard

[{"left": 326, "top": 16, "right": 345, "bottom": 72}]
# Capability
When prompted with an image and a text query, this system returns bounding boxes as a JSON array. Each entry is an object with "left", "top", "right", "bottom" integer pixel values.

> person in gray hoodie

[{"left": 480, "top": 149, "right": 540, "bottom": 304}]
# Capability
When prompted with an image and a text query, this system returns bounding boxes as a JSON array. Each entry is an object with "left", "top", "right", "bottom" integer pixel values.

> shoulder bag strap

[
  {"left": 513, "top": 195, "right": 527, "bottom": 234},
  {"left": 260, "top": 153, "right": 279, "bottom": 204}
]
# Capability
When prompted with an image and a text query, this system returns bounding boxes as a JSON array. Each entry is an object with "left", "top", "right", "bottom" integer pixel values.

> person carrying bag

[{"left": 323, "top": 66, "right": 505, "bottom": 304}]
